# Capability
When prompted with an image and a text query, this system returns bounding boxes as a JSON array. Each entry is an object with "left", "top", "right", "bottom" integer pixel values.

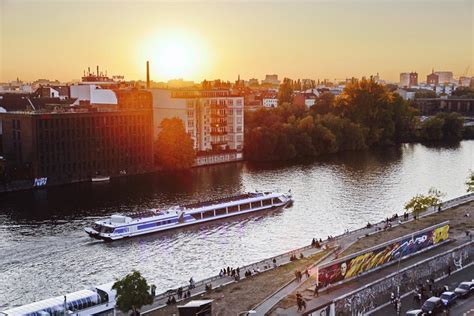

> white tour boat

[
  {"left": 0, "top": 283, "right": 116, "bottom": 316},
  {"left": 91, "top": 175, "right": 110, "bottom": 183},
  {"left": 84, "top": 191, "right": 293, "bottom": 241}
]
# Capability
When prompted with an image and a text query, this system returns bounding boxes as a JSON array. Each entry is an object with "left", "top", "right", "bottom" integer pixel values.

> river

[{"left": 1, "top": 141, "right": 473, "bottom": 308}]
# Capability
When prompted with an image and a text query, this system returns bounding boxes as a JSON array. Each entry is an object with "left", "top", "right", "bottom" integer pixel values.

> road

[{"left": 371, "top": 263, "right": 474, "bottom": 315}]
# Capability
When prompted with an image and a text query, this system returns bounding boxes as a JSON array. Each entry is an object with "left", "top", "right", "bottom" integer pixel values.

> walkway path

[{"left": 133, "top": 239, "right": 327, "bottom": 315}]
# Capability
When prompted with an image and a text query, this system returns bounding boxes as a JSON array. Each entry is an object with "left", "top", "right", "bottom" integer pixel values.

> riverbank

[
  {"left": 138, "top": 195, "right": 473, "bottom": 316},
  {"left": 271, "top": 197, "right": 474, "bottom": 314},
  {"left": 145, "top": 249, "right": 330, "bottom": 316}
]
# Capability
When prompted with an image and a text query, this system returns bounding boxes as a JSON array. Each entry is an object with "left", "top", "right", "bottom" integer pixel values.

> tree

[
  {"left": 155, "top": 117, "right": 195, "bottom": 170},
  {"left": 439, "top": 113, "right": 463, "bottom": 140},
  {"left": 278, "top": 78, "right": 294, "bottom": 105},
  {"left": 420, "top": 116, "right": 444, "bottom": 141},
  {"left": 452, "top": 87, "right": 474, "bottom": 98},
  {"left": 113, "top": 270, "right": 154, "bottom": 315},
  {"left": 336, "top": 78, "right": 401, "bottom": 146},
  {"left": 311, "top": 92, "right": 335, "bottom": 115},
  {"left": 404, "top": 188, "right": 445, "bottom": 216},
  {"left": 466, "top": 171, "right": 474, "bottom": 193}
]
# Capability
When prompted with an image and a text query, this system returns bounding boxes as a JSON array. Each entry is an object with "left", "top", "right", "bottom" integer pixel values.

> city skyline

[{"left": 1, "top": 0, "right": 473, "bottom": 83}]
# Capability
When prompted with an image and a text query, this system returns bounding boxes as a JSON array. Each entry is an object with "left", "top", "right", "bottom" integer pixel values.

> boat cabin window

[
  {"left": 274, "top": 198, "right": 283, "bottom": 203},
  {"left": 251, "top": 201, "right": 261, "bottom": 209},
  {"left": 228, "top": 205, "right": 239, "bottom": 213},
  {"left": 94, "top": 224, "right": 114, "bottom": 234},
  {"left": 97, "top": 289, "right": 109, "bottom": 304},
  {"left": 202, "top": 211, "right": 214, "bottom": 219},
  {"left": 215, "top": 208, "right": 227, "bottom": 216},
  {"left": 240, "top": 203, "right": 250, "bottom": 211},
  {"left": 262, "top": 199, "right": 272, "bottom": 206}
]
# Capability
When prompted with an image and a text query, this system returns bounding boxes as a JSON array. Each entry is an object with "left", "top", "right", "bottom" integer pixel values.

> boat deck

[{"left": 183, "top": 192, "right": 264, "bottom": 209}]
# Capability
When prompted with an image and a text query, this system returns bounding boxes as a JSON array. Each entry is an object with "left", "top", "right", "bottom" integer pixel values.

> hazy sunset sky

[{"left": 1, "top": 0, "right": 473, "bottom": 83}]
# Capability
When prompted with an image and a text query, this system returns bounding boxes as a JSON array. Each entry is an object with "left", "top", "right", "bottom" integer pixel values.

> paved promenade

[
  {"left": 132, "top": 240, "right": 328, "bottom": 315},
  {"left": 133, "top": 193, "right": 473, "bottom": 315}
]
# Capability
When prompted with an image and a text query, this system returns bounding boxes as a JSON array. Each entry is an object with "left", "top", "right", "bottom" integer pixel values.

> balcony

[
  {"left": 210, "top": 112, "right": 226, "bottom": 118},
  {"left": 210, "top": 121, "right": 227, "bottom": 128},
  {"left": 210, "top": 130, "right": 227, "bottom": 136}
]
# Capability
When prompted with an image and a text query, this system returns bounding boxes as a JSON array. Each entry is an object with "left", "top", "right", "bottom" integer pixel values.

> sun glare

[{"left": 140, "top": 31, "right": 207, "bottom": 81}]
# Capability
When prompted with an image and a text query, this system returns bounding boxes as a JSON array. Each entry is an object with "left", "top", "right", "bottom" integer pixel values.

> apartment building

[{"left": 149, "top": 88, "right": 244, "bottom": 165}]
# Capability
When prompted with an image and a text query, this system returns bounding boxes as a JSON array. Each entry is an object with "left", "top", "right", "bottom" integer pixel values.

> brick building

[{"left": 0, "top": 89, "right": 154, "bottom": 185}]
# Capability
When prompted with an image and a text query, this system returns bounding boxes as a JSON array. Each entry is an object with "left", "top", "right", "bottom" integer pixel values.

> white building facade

[{"left": 149, "top": 89, "right": 244, "bottom": 155}]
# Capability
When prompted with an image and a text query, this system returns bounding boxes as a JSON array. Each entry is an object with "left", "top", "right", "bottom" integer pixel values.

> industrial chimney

[{"left": 146, "top": 61, "right": 150, "bottom": 89}]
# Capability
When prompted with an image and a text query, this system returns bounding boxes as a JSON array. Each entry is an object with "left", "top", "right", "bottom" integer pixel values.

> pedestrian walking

[{"left": 313, "top": 285, "right": 319, "bottom": 297}]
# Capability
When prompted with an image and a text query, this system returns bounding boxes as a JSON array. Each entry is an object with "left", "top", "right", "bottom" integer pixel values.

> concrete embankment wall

[{"left": 331, "top": 241, "right": 473, "bottom": 316}]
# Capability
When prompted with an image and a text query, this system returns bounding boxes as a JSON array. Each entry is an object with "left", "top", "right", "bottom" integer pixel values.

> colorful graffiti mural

[{"left": 317, "top": 223, "right": 449, "bottom": 287}]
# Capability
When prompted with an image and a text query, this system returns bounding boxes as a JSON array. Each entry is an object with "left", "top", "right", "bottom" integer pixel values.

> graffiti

[
  {"left": 318, "top": 224, "right": 450, "bottom": 287},
  {"left": 334, "top": 242, "right": 474, "bottom": 316}
]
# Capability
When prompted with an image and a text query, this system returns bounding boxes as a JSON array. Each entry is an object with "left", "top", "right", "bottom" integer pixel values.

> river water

[{"left": 1, "top": 141, "right": 473, "bottom": 308}]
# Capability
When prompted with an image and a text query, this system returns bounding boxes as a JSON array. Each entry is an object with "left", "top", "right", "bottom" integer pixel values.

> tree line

[{"left": 246, "top": 78, "right": 469, "bottom": 162}]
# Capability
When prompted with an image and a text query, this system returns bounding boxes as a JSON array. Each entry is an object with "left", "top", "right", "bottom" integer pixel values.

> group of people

[
  {"left": 289, "top": 253, "right": 304, "bottom": 261},
  {"left": 174, "top": 286, "right": 192, "bottom": 301},
  {"left": 311, "top": 238, "right": 322, "bottom": 248},
  {"left": 413, "top": 277, "right": 448, "bottom": 305},
  {"left": 165, "top": 288, "right": 192, "bottom": 305},
  {"left": 219, "top": 266, "right": 241, "bottom": 279},
  {"left": 296, "top": 292, "right": 307, "bottom": 311},
  {"left": 294, "top": 268, "right": 310, "bottom": 282}
]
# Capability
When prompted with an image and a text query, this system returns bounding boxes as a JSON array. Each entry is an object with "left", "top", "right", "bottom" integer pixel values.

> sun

[{"left": 140, "top": 31, "right": 207, "bottom": 80}]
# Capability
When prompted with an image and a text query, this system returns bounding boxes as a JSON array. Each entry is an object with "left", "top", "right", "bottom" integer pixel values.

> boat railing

[
  {"left": 182, "top": 192, "right": 267, "bottom": 210},
  {"left": 127, "top": 210, "right": 158, "bottom": 219}
]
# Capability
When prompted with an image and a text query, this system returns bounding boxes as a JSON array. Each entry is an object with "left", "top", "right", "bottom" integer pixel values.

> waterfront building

[
  {"left": 262, "top": 74, "right": 280, "bottom": 87},
  {"left": 248, "top": 78, "right": 259, "bottom": 86},
  {"left": 458, "top": 76, "right": 472, "bottom": 87},
  {"left": 400, "top": 72, "right": 418, "bottom": 88},
  {"left": 427, "top": 70, "right": 439, "bottom": 85},
  {"left": 262, "top": 95, "right": 278, "bottom": 108},
  {"left": 434, "top": 71, "right": 454, "bottom": 84},
  {"left": 0, "top": 88, "right": 154, "bottom": 186},
  {"left": 293, "top": 92, "right": 317, "bottom": 107},
  {"left": 149, "top": 88, "right": 244, "bottom": 165},
  {"left": 414, "top": 97, "right": 474, "bottom": 115},
  {"left": 395, "top": 88, "right": 416, "bottom": 101}
]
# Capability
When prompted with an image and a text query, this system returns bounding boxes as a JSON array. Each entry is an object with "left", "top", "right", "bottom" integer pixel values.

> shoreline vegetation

[{"left": 244, "top": 78, "right": 473, "bottom": 163}]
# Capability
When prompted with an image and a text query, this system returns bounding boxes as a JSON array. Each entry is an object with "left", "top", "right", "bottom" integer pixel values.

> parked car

[
  {"left": 454, "top": 281, "right": 474, "bottom": 298},
  {"left": 440, "top": 291, "right": 457, "bottom": 306},
  {"left": 421, "top": 296, "right": 443, "bottom": 314},
  {"left": 406, "top": 309, "right": 423, "bottom": 316}
]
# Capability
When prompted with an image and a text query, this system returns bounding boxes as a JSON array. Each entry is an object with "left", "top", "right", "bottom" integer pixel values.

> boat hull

[{"left": 85, "top": 198, "right": 293, "bottom": 241}]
